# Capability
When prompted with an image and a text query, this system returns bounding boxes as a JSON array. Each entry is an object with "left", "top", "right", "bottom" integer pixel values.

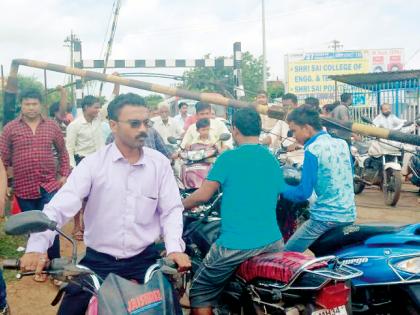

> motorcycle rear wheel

[{"left": 383, "top": 169, "right": 402, "bottom": 206}]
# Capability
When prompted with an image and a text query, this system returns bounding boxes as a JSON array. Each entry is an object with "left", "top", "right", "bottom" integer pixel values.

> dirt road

[{"left": 6, "top": 186, "right": 419, "bottom": 315}]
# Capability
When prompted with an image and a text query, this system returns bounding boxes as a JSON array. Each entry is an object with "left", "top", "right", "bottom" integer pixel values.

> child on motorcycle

[{"left": 185, "top": 118, "right": 229, "bottom": 154}]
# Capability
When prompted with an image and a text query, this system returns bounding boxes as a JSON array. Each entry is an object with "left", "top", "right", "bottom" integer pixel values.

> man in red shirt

[{"left": 0, "top": 88, "right": 70, "bottom": 277}]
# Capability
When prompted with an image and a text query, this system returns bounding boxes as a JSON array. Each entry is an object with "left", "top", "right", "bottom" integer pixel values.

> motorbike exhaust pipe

[{"left": 4, "top": 58, "right": 420, "bottom": 146}]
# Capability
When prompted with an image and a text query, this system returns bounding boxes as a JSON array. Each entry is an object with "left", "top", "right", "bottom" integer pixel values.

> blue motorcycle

[
  {"left": 310, "top": 223, "right": 420, "bottom": 314},
  {"left": 278, "top": 167, "right": 420, "bottom": 314}
]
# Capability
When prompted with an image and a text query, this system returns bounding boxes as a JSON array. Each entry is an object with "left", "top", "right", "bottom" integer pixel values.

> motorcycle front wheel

[{"left": 383, "top": 169, "right": 402, "bottom": 206}]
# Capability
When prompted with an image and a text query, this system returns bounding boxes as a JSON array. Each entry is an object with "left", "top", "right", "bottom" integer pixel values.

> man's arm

[
  {"left": 100, "top": 72, "right": 120, "bottom": 120},
  {"left": 0, "top": 125, "right": 12, "bottom": 169},
  {"left": 53, "top": 123, "right": 71, "bottom": 179},
  {"left": 180, "top": 124, "right": 195, "bottom": 149},
  {"left": 152, "top": 129, "right": 172, "bottom": 158},
  {"left": 283, "top": 150, "right": 318, "bottom": 202},
  {"left": 0, "top": 159, "right": 7, "bottom": 217},
  {"left": 216, "top": 119, "right": 233, "bottom": 148},
  {"left": 392, "top": 116, "right": 405, "bottom": 130},
  {"left": 182, "top": 180, "right": 220, "bottom": 209},
  {"left": 57, "top": 85, "right": 68, "bottom": 116},
  {"left": 157, "top": 161, "right": 186, "bottom": 254},
  {"left": 26, "top": 159, "right": 93, "bottom": 253},
  {"left": 65, "top": 121, "right": 78, "bottom": 168}
]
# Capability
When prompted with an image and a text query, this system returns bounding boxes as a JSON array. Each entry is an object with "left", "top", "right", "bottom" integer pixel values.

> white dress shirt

[
  {"left": 66, "top": 115, "right": 105, "bottom": 167},
  {"left": 373, "top": 113, "right": 405, "bottom": 130},
  {"left": 173, "top": 113, "right": 190, "bottom": 130},
  {"left": 151, "top": 116, "right": 184, "bottom": 145}
]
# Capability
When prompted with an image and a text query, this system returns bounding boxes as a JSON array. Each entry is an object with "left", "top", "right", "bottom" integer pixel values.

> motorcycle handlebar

[{"left": 2, "top": 258, "right": 20, "bottom": 270}]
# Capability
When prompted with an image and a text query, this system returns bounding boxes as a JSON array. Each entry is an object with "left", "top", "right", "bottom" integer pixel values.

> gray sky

[{"left": 1, "top": 0, "right": 419, "bottom": 96}]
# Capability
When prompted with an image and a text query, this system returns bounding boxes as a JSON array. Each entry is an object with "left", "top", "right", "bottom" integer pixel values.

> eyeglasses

[{"left": 117, "top": 119, "right": 154, "bottom": 128}]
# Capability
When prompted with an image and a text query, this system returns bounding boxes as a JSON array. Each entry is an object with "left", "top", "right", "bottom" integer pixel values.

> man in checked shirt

[{"left": 0, "top": 88, "right": 70, "bottom": 281}]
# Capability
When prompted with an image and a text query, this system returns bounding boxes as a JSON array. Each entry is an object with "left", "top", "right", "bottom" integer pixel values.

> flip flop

[{"left": 34, "top": 274, "right": 48, "bottom": 282}]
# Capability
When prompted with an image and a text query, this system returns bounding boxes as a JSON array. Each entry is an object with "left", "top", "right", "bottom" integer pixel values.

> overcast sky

[{"left": 1, "top": 0, "right": 419, "bottom": 96}]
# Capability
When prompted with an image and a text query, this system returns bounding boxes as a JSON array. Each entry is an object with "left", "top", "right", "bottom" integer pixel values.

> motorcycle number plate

[{"left": 311, "top": 305, "right": 347, "bottom": 315}]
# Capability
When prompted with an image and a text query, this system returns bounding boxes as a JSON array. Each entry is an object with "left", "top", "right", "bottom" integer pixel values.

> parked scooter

[
  {"left": 3, "top": 211, "right": 187, "bottom": 315},
  {"left": 277, "top": 164, "right": 420, "bottom": 314},
  {"left": 351, "top": 116, "right": 413, "bottom": 206},
  {"left": 168, "top": 133, "right": 230, "bottom": 191}
]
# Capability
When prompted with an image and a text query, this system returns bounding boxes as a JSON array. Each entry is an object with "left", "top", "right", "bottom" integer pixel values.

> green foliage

[
  {"left": 267, "top": 81, "right": 285, "bottom": 100},
  {"left": 144, "top": 94, "right": 164, "bottom": 110},
  {"left": 182, "top": 51, "right": 269, "bottom": 101},
  {"left": 0, "top": 220, "right": 26, "bottom": 282},
  {"left": 0, "top": 75, "right": 73, "bottom": 126}
]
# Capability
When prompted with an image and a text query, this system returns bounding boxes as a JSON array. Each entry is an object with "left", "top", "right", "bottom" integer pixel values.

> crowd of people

[{"left": 0, "top": 82, "right": 411, "bottom": 314}]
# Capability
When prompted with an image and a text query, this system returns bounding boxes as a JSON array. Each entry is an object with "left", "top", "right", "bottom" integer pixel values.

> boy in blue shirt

[
  {"left": 183, "top": 107, "right": 285, "bottom": 315},
  {"left": 283, "top": 106, "right": 356, "bottom": 252}
]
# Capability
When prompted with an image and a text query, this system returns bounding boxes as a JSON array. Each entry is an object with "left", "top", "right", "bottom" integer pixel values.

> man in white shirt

[
  {"left": 66, "top": 95, "right": 105, "bottom": 168},
  {"left": 152, "top": 101, "right": 184, "bottom": 145},
  {"left": 373, "top": 103, "right": 405, "bottom": 130},
  {"left": 66, "top": 95, "right": 105, "bottom": 241},
  {"left": 173, "top": 102, "right": 190, "bottom": 131},
  {"left": 181, "top": 102, "right": 233, "bottom": 149}
]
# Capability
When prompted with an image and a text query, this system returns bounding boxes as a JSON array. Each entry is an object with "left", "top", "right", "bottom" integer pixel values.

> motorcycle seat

[
  {"left": 236, "top": 252, "right": 326, "bottom": 283},
  {"left": 354, "top": 142, "right": 369, "bottom": 155},
  {"left": 310, "top": 224, "right": 406, "bottom": 256}
]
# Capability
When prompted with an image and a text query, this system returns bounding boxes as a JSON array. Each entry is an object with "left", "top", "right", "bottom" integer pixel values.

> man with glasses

[{"left": 19, "top": 93, "right": 191, "bottom": 315}]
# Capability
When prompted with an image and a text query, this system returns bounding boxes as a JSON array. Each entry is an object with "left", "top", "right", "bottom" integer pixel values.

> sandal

[{"left": 34, "top": 273, "right": 48, "bottom": 282}]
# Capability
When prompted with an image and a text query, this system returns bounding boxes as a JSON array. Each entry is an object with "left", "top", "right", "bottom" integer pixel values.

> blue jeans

[
  {"left": 285, "top": 219, "right": 351, "bottom": 252},
  {"left": 16, "top": 188, "right": 60, "bottom": 259},
  {"left": 0, "top": 270, "right": 6, "bottom": 309}
]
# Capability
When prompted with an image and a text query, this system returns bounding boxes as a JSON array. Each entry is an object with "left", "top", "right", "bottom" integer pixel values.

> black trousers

[{"left": 58, "top": 245, "right": 160, "bottom": 315}]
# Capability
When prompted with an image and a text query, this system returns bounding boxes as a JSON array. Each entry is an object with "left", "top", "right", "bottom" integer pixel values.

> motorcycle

[
  {"left": 408, "top": 147, "right": 420, "bottom": 188},
  {"left": 351, "top": 116, "right": 413, "bottom": 206},
  {"left": 182, "top": 191, "right": 362, "bottom": 314},
  {"left": 405, "top": 116, "right": 420, "bottom": 189},
  {"left": 3, "top": 211, "right": 187, "bottom": 315},
  {"left": 168, "top": 133, "right": 231, "bottom": 191},
  {"left": 276, "top": 159, "right": 420, "bottom": 314}
]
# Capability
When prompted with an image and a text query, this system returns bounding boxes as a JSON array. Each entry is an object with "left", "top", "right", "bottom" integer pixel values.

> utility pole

[
  {"left": 329, "top": 39, "right": 343, "bottom": 100},
  {"left": 261, "top": 0, "right": 267, "bottom": 92},
  {"left": 99, "top": 0, "right": 122, "bottom": 97},
  {"left": 64, "top": 31, "right": 80, "bottom": 105}
]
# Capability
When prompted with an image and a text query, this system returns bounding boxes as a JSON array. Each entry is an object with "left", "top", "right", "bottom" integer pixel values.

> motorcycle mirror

[
  {"left": 361, "top": 116, "right": 373, "bottom": 125},
  {"left": 5, "top": 210, "right": 57, "bottom": 236},
  {"left": 167, "top": 136, "right": 178, "bottom": 145},
  {"left": 219, "top": 133, "right": 231, "bottom": 141}
]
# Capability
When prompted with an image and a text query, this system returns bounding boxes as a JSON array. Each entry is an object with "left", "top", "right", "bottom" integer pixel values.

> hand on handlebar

[
  {"left": 20, "top": 252, "right": 49, "bottom": 281},
  {"left": 166, "top": 252, "right": 191, "bottom": 272}
]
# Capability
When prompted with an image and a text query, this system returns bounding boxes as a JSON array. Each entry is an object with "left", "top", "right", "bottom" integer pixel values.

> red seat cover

[{"left": 236, "top": 252, "right": 327, "bottom": 283}]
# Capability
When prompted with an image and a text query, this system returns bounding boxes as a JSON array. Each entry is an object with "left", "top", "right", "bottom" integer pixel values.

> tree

[
  {"left": 144, "top": 94, "right": 164, "bottom": 110},
  {"left": 182, "top": 51, "right": 269, "bottom": 101},
  {"left": 267, "top": 80, "right": 285, "bottom": 101}
]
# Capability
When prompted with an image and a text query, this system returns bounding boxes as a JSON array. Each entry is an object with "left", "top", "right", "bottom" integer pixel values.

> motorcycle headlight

[{"left": 395, "top": 257, "right": 420, "bottom": 274}]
